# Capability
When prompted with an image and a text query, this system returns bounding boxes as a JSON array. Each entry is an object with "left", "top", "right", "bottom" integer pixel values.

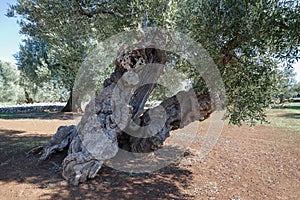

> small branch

[
  {"left": 75, "top": 0, "right": 133, "bottom": 18},
  {"left": 278, "top": 22, "right": 290, "bottom": 30},
  {"left": 75, "top": 0, "right": 115, "bottom": 18}
]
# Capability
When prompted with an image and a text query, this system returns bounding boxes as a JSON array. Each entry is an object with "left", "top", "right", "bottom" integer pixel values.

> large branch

[{"left": 118, "top": 89, "right": 215, "bottom": 153}]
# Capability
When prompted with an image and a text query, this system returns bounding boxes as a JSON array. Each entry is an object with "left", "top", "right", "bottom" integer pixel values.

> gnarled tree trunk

[{"left": 30, "top": 48, "right": 216, "bottom": 185}]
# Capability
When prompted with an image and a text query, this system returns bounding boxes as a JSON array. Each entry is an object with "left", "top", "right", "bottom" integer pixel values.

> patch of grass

[
  {"left": 42, "top": 182, "right": 51, "bottom": 188},
  {"left": 0, "top": 112, "right": 51, "bottom": 119},
  {"left": 266, "top": 102, "right": 300, "bottom": 133}
]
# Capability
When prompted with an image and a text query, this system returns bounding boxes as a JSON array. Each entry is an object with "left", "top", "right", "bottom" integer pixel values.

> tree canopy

[
  {"left": 8, "top": 0, "right": 300, "bottom": 125},
  {"left": 275, "top": 67, "right": 298, "bottom": 103},
  {"left": 0, "top": 61, "right": 20, "bottom": 103}
]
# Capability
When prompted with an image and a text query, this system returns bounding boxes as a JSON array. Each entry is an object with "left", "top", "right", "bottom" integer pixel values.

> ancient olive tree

[{"left": 9, "top": 0, "right": 300, "bottom": 185}]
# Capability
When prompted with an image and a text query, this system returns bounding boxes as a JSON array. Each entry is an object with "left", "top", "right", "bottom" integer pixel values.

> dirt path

[{"left": 0, "top": 115, "right": 299, "bottom": 199}]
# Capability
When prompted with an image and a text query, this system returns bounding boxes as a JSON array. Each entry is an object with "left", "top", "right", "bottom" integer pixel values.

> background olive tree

[
  {"left": 0, "top": 60, "right": 21, "bottom": 103},
  {"left": 275, "top": 67, "right": 298, "bottom": 104}
]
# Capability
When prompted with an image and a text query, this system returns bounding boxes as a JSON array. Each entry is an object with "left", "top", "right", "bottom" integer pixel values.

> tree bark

[
  {"left": 61, "top": 90, "right": 82, "bottom": 112},
  {"left": 25, "top": 91, "right": 33, "bottom": 104},
  {"left": 31, "top": 48, "right": 216, "bottom": 185},
  {"left": 61, "top": 92, "right": 73, "bottom": 112}
]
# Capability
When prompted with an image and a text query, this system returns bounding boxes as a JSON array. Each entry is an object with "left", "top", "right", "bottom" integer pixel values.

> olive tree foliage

[
  {"left": 294, "top": 83, "right": 300, "bottom": 98},
  {"left": 8, "top": 0, "right": 300, "bottom": 124},
  {"left": 0, "top": 61, "right": 22, "bottom": 103},
  {"left": 7, "top": 0, "right": 135, "bottom": 90},
  {"left": 7, "top": 0, "right": 139, "bottom": 110},
  {"left": 275, "top": 67, "right": 298, "bottom": 103},
  {"left": 174, "top": 0, "right": 300, "bottom": 125},
  {"left": 15, "top": 38, "right": 69, "bottom": 103}
]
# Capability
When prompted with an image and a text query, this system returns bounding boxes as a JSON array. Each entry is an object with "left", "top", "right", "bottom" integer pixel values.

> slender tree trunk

[
  {"left": 25, "top": 90, "right": 33, "bottom": 104},
  {"left": 61, "top": 91, "right": 73, "bottom": 112},
  {"left": 30, "top": 48, "right": 216, "bottom": 185},
  {"left": 279, "top": 94, "right": 285, "bottom": 104},
  {"left": 61, "top": 90, "right": 82, "bottom": 112}
]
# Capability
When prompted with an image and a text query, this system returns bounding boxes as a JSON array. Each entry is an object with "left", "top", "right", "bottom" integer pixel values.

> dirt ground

[{"left": 0, "top": 110, "right": 299, "bottom": 200}]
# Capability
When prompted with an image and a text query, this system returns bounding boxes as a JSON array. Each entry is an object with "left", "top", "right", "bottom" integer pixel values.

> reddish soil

[{"left": 0, "top": 113, "right": 299, "bottom": 200}]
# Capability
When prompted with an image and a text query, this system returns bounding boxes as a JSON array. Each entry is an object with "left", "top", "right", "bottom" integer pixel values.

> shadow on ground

[
  {"left": 0, "top": 129, "right": 50, "bottom": 163},
  {"left": 272, "top": 104, "right": 300, "bottom": 110},
  {"left": 0, "top": 128, "right": 194, "bottom": 199},
  {"left": 0, "top": 111, "right": 79, "bottom": 120},
  {"left": 278, "top": 113, "right": 300, "bottom": 119}
]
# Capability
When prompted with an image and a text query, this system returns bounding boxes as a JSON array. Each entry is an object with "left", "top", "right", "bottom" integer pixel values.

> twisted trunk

[{"left": 30, "top": 48, "right": 216, "bottom": 185}]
